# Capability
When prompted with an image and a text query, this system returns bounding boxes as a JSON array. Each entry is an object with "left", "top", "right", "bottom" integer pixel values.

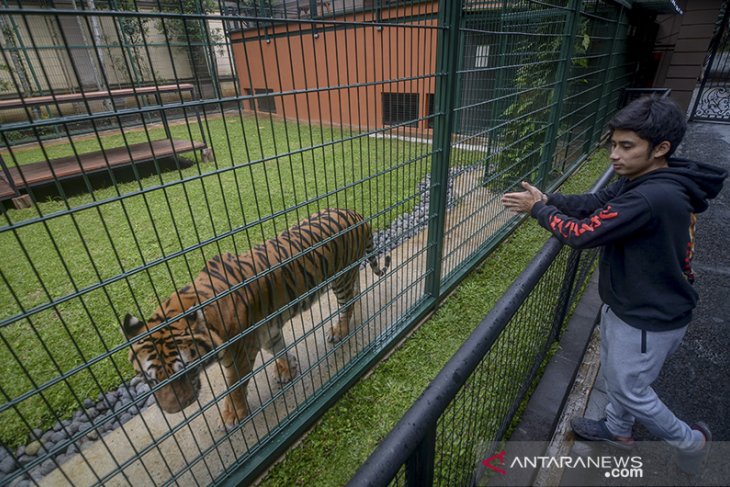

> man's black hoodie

[{"left": 530, "top": 158, "right": 727, "bottom": 331}]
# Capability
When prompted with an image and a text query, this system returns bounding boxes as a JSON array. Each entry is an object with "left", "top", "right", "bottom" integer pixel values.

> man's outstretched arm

[{"left": 501, "top": 181, "right": 651, "bottom": 249}]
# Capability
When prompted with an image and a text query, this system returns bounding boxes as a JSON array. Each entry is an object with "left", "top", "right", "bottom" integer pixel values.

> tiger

[{"left": 122, "top": 208, "right": 390, "bottom": 426}]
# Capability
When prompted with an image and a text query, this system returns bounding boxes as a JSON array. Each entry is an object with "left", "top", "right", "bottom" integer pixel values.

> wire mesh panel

[
  {"left": 432, "top": 247, "right": 599, "bottom": 487},
  {"left": 440, "top": 0, "right": 627, "bottom": 289},
  {"left": 549, "top": 1, "right": 624, "bottom": 178},
  {"left": 441, "top": 1, "right": 570, "bottom": 287},
  {"left": 0, "top": 1, "right": 441, "bottom": 485},
  {"left": 0, "top": 0, "right": 632, "bottom": 485}
]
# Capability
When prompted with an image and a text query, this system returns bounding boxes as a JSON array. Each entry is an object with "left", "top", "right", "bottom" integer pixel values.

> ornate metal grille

[{"left": 691, "top": 2, "right": 730, "bottom": 122}]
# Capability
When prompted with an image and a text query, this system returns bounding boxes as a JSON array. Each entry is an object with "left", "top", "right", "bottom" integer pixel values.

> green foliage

[
  {"left": 111, "top": 1, "right": 154, "bottom": 83},
  {"left": 0, "top": 18, "right": 33, "bottom": 96},
  {"left": 242, "top": 0, "right": 275, "bottom": 10},
  {"left": 493, "top": 16, "right": 590, "bottom": 190},
  {"left": 160, "top": 0, "right": 216, "bottom": 39},
  {"left": 157, "top": 0, "right": 224, "bottom": 78},
  {"left": 491, "top": 22, "right": 561, "bottom": 190},
  {"left": 0, "top": 63, "right": 11, "bottom": 92}
]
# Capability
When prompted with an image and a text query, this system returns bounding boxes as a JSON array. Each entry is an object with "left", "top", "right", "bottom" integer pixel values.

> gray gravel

[
  {"left": 2, "top": 164, "right": 484, "bottom": 485},
  {"left": 1, "top": 376, "right": 155, "bottom": 485},
  {"left": 371, "top": 164, "right": 483, "bottom": 256}
]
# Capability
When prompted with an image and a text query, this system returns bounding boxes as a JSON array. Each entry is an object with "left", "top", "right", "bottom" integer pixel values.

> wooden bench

[{"left": 0, "top": 84, "right": 212, "bottom": 208}]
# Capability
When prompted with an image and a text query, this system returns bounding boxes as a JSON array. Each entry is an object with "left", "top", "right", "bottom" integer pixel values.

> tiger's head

[{"left": 122, "top": 293, "right": 220, "bottom": 414}]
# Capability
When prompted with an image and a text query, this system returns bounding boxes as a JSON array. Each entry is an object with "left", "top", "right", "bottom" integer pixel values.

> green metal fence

[
  {"left": 0, "top": 1, "right": 631, "bottom": 485},
  {"left": 347, "top": 168, "right": 612, "bottom": 487}
]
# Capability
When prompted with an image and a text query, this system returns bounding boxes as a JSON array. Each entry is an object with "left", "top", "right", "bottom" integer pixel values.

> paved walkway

[{"left": 504, "top": 121, "right": 730, "bottom": 486}]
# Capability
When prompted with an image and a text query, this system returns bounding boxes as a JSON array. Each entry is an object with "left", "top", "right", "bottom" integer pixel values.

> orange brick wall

[{"left": 230, "top": 3, "right": 439, "bottom": 131}]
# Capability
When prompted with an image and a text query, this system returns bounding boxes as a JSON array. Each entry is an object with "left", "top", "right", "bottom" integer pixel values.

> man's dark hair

[{"left": 607, "top": 95, "right": 687, "bottom": 157}]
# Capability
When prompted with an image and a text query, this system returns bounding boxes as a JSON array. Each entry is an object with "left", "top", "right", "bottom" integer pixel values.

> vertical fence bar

[
  {"left": 405, "top": 425, "right": 437, "bottom": 487},
  {"left": 549, "top": 249, "right": 582, "bottom": 342},
  {"left": 425, "top": 0, "right": 462, "bottom": 299},
  {"left": 591, "top": 7, "right": 625, "bottom": 147},
  {"left": 537, "top": 0, "right": 582, "bottom": 187}
]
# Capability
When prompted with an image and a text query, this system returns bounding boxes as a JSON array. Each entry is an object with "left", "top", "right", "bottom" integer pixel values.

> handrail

[
  {"left": 347, "top": 165, "right": 615, "bottom": 487},
  {"left": 0, "top": 83, "right": 195, "bottom": 110}
]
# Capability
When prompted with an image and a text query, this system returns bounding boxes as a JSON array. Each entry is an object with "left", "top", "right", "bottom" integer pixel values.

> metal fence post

[
  {"left": 589, "top": 7, "right": 626, "bottom": 148},
  {"left": 549, "top": 249, "right": 582, "bottom": 341},
  {"left": 405, "top": 425, "right": 437, "bottom": 487},
  {"left": 425, "top": 0, "right": 463, "bottom": 299},
  {"left": 537, "top": 0, "right": 583, "bottom": 187}
]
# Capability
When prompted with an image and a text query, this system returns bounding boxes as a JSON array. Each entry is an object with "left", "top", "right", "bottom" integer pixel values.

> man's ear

[{"left": 653, "top": 140, "right": 672, "bottom": 159}]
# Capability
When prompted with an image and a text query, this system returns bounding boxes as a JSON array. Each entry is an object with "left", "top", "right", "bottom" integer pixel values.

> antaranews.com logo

[
  {"left": 483, "top": 450, "right": 643, "bottom": 480},
  {"left": 478, "top": 441, "right": 730, "bottom": 486}
]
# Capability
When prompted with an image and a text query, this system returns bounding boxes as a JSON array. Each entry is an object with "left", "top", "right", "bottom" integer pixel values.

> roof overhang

[
  {"left": 633, "top": 1, "right": 683, "bottom": 14},
  {"left": 612, "top": 0, "right": 684, "bottom": 14}
]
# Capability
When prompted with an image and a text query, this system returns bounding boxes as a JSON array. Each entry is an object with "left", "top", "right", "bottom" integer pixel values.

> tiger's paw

[
  {"left": 221, "top": 396, "right": 249, "bottom": 429},
  {"left": 327, "top": 323, "right": 349, "bottom": 343},
  {"left": 275, "top": 353, "right": 298, "bottom": 385}
]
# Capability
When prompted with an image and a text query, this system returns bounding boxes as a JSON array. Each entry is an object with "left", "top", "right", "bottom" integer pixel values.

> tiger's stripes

[{"left": 122, "top": 208, "right": 390, "bottom": 426}]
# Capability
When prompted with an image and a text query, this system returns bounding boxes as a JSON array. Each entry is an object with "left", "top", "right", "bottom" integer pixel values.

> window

[
  {"left": 245, "top": 88, "right": 277, "bottom": 113},
  {"left": 427, "top": 93, "right": 435, "bottom": 129},
  {"left": 255, "top": 89, "right": 277, "bottom": 113},
  {"left": 244, "top": 88, "right": 277, "bottom": 113},
  {"left": 222, "top": 3, "right": 243, "bottom": 33},
  {"left": 475, "top": 45, "right": 490, "bottom": 68},
  {"left": 382, "top": 92, "right": 419, "bottom": 127},
  {"left": 244, "top": 88, "right": 256, "bottom": 111}
]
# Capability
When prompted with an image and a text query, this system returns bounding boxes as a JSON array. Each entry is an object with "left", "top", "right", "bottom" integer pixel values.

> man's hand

[{"left": 501, "top": 181, "right": 547, "bottom": 214}]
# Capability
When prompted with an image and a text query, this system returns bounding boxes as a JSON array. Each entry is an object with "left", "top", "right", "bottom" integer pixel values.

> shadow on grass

[{"left": 2, "top": 156, "right": 198, "bottom": 210}]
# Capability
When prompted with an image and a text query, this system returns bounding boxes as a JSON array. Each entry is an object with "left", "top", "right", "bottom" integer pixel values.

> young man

[{"left": 501, "top": 96, "right": 727, "bottom": 473}]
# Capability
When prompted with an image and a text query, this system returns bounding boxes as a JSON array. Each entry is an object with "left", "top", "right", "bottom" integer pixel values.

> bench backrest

[{"left": 0, "top": 84, "right": 195, "bottom": 111}]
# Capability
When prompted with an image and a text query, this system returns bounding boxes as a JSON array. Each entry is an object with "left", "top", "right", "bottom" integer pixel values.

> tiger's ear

[
  {"left": 187, "top": 307, "right": 224, "bottom": 348},
  {"left": 183, "top": 308, "right": 206, "bottom": 333},
  {"left": 122, "top": 313, "right": 144, "bottom": 339}
]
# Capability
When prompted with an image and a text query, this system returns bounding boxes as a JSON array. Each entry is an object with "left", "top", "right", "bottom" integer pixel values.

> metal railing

[
  {"left": 690, "top": 1, "right": 730, "bottom": 122},
  {"left": 348, "top": 166, "right": 615, "bottom": 487}
]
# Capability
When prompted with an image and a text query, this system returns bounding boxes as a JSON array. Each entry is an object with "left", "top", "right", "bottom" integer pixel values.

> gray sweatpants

[{"left": 600, "top": 304, "right": 698, "bottom": 450}]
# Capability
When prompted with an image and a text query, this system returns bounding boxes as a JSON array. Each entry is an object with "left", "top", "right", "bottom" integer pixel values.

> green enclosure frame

[{"left": 0, "top": 1, "right": 632, "bottom": 485}]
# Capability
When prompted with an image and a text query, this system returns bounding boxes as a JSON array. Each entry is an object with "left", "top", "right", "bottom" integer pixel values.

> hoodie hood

[{"left": 637, "top": 158, "right": 728, "bottom": 213}]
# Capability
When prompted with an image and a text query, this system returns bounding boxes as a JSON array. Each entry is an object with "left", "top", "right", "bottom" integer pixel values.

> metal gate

[{"left": 691, "top": 1, "right": 730, "bottom": 122}]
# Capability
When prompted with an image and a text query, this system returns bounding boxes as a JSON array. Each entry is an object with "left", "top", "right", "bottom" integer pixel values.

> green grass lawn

[
  {"left": 0, "top": 114, "right": 440, "bottom": 448},
  {"left": 0, "top": 108, "right": 606, "bottom": 472},
  {"left": 258, "top": 149, "right": 609, "bottom": 486}
]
